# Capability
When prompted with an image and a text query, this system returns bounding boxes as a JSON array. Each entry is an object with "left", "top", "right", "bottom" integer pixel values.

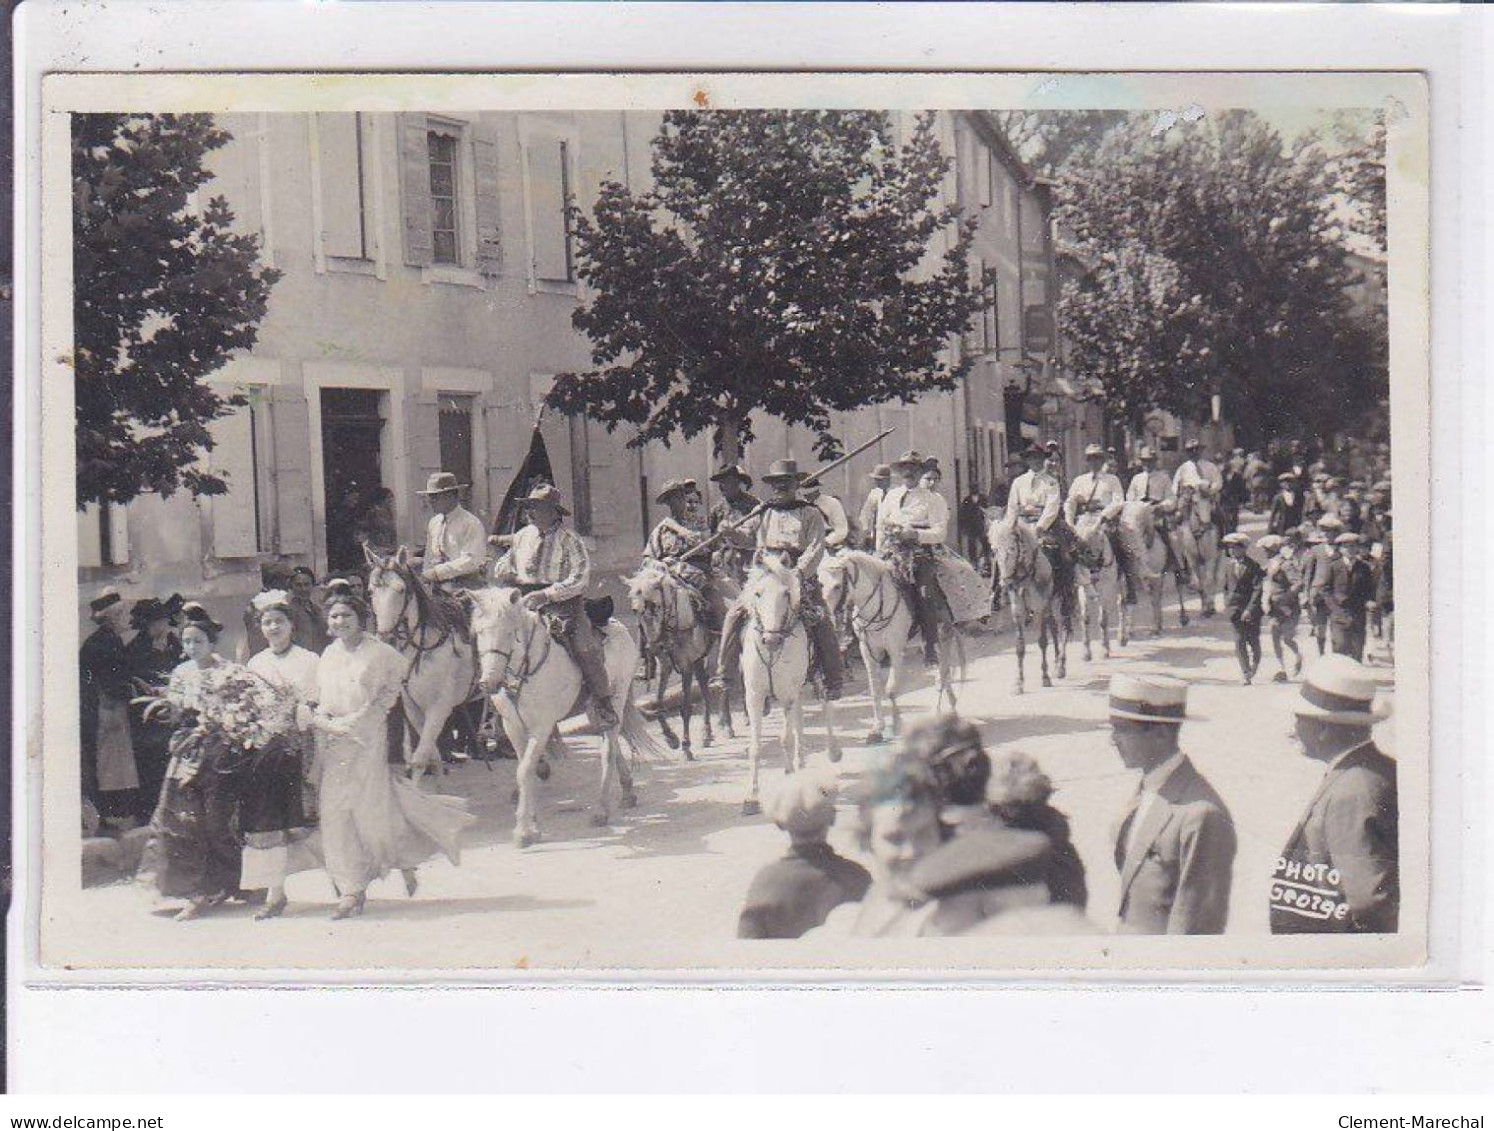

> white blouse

[{"left": 246, "top": 644, "right": 321, "bottom": 703}]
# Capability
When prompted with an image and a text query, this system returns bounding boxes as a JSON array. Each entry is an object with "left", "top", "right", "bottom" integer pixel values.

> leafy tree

[
  {"left": 73, "top": 113, "right": 280, "bottom": 508},
  {"left": 992, "top": 110, "right": 1127, "bottom": 177},
  {"left": 547, "top": 110, "right": 992, "bottom": 462},
  {"left": 1054, "top": 111, "right": 1384, "bottom": 447}
]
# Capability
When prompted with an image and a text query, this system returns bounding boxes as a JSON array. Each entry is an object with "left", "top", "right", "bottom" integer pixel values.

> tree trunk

[{"left": 714, "top": 417, "right": 744, "bottom": 467}]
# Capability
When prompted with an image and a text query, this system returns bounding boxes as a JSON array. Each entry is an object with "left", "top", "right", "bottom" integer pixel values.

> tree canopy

[
  {"left": 73, "top": 113, "right": 280, "bottom": 508},
  {"left": 547, "top": 110, "right": 992, "bottom": 461},
  {"left": 1053, "top": 110, "right": 1386, "bottom": 446}
]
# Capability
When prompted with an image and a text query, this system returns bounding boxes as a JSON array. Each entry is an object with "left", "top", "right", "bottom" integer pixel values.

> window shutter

[
  {"left": 77, "top": 505, "right": 104, "bottom": 568},
  {"left": 472, "top": 121, "right": 503, "bottom": 276},
  {"left": 269, "top": 386, "right": 314, "bottom": 556},
  {"left": 585, "top": 423, "right": 621, "bottom": 537},
  {"left": 406, "top": 392, "right": 444, "bottom": 542},
  {"left": 207, "top": 403, "right": 260, "bottom": 558},
  {"left": 528, "top": 138, "right": 570, "bottom": 282},
  {"left": 318, "top": 113, "right": 366, "bottom": 259},
  {"left": 106, "top": 504, "right": 130, "bottom": 565},
  {"left": 398, "top": 112, "right": 435, "bottom": 267},
  {"left": 482, "top": 400, "right": 524, "bottom": 529}
]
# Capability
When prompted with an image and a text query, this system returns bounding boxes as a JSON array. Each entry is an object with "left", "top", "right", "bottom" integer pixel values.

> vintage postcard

[{"left": 31, "top": 70, "right": 1430, "bottom": 979}]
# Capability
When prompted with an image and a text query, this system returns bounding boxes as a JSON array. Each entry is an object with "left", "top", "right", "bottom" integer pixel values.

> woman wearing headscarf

[
  {"left": 148, "top": 604, "right": 247, "bottom": 920},
  {"left": 241, "top": 589, "right": 323, "bottom": 920},
  {"left": 79, "top": 589, "right": 140, "bottom": 827},
  {"left": 123, "top": 597, "right": 181, "bottom": 822},
  {"left": 308, "top": 591, "right": 474, "bottom": 919}
]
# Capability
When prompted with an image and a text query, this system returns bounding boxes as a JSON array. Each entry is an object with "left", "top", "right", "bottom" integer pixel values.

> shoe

[
  {"left": 174, "top": 897, "right": 210, "bottom": 922},
  {"left": 254, "top": 895, "right": 288, "bottom": 921},
  {"left": 1272, "top": 672, "right": 1288, "bottom": 684},
  {"left": 331, "top": 893, "right": 366, "bottom": 920}
]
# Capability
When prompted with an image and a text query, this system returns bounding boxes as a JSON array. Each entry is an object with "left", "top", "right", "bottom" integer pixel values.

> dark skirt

[
  {"left": 237, "top": 731, "right": 313, "bottom": 843},
  {"left": 150, "top": 728, "right": 244, "bottom": 901}
]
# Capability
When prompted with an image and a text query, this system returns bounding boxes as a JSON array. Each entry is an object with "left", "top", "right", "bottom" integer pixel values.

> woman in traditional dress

[
  {"left": 124, "top": 597, "right": 181, "bottom": 823},
  {"left": 80, "top": 589, "right": 140, "bottom": 828},
  {"left": 241, "top": 589, "right": 322, "bottom": 921},
  {"left": 309, "top": 592, "right": 474, "bottom": 920},
  {"left": 150, "top": 604, "right": 246, "bottom": 921}
]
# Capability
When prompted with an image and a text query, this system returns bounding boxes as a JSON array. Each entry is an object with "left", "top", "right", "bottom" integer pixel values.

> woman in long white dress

[
  {"left": 309, "top": 592, "right": 474, "bottom": 920},
  {"left": 242, "top": 589, "right": 322, "bottom": 921}
]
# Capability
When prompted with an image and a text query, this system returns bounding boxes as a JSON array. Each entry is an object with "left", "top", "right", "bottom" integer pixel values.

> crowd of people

[
  {"left": 80, "top": 581, "right": 474, "bottom": 921},
  {"left": 737, "top": 655, "right": 1397, "bottom": 939}
]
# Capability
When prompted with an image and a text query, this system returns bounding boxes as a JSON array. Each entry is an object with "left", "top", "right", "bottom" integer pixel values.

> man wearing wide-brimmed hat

[
  {"left": 1272, "top": 655, "right": 1397, "bottom": 934},
  {"left": 1107, "top": 674, "right": 1236, "bottom": 934},
  {"left": 1125, "top": 446, "right": 1174, "bottom": 507},
  {"left": 493, "top": 483, "right": 619, "bottom": 728},
  {"left": 719, "top": 458, "right": 844, "bottom": 699},
  {"left": 1002, "top": 442, "right": 1081, "bottom": 627},
  {"left": 706, "top": 464, "right": 761, "bottom": 584},
  {"left": 1064, "top": 443, "right": 1125, "bottom": 528},
  {"left": 644, "top": 478, "right": 726, "bottom": 631},
  {"left": 415, "top": 471, "right": 489, "bottom": 592},
  {"left": 877, "top": 449, "right": 953, "bottom": 665}
]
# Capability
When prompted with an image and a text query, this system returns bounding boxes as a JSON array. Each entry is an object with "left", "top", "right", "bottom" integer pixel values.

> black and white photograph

[{"left": 34, "top": 70, "right": 1429, "bottom": 975}]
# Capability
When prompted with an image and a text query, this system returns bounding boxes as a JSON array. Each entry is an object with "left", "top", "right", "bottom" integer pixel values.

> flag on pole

[{"left": 492, "top": 407, "right": 555, "bottom": 536}]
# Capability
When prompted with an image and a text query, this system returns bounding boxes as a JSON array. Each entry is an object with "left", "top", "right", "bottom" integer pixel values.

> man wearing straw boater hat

[
  {"left": 1107, "top": 674, "right": 1236, "bottom": 934},
  {"left": 415, "top": 471, "right": 489, "bottom": 592},
  {"left": 492, "top": 483, "right": 619, "bottom": 729},
  {"left": 717, "top": 457, "right": 844, "bottom": 700},
  {"left": 1271, "top": 655, "right": 1397, "bottom": 934}
]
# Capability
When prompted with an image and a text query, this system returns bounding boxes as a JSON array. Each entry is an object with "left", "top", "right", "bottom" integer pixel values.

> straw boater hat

[
  {"left": 1084, "top": 443, "right": 1105, "bottom": 458},
  {"left": 1334, "top": 532, "right": 1362, "bottom": 547},
  {"left": 654, "top": 477, "right": 698, "bottom": 506},
  {"left": 1318, "top": 512, "right": 1344, "bottom": 530},
  {"left": 1277, "top": 471, "right": 1298, "bottom": 482},
  {"left": 1108, "top": 673, "right": 1193, "bottom": 725},
  {"left": 710, "top": 464, "right": 753, "bottom": 488},
  {"left": 1221, "top": 532, "right": 1250, "bottom": 548},
  {"left": 762, "top": 458, "right": 808, "bottom": 484},
  {"left": 1137, "top": 446, "right": 1157, "bottom": 461},
  {"left": 892, "top": 449, "right": 926, "bottom": 471},
  {"left": 1257, "top": 534, "right": 1285, "bottom": 553},
  {"left": 521, "top": 483, "right": 570, "bottom": 514},
  {"left": 1293, "top": 655, "right": 1390, "bottom": 725},
  {"left": 417, "top": 471, "right": 467, "bottom": 496}
]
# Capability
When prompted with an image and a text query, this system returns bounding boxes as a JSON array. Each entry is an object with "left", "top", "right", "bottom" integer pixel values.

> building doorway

[{"left": 320, "top": 388, "right": 387, "bottom": 575}]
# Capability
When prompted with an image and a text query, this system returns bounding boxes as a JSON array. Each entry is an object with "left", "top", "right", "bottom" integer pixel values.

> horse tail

[{"left": 619, "top": 687, "right": 673, "bottom": 765}]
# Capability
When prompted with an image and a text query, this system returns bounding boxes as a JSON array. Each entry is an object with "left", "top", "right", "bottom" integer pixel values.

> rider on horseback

[
  {"left": 1173, "top": 439, "right": 1225, "bottom": 539},
  {"left": 1064, "top": 443, "right": 1128, "bottom": 595},
  {"left": 874, "top": 449, "right": 954, "bottom": 666},
  {"left": 1003, "top": 442, "right": 1078, "bottom": 626},
  {"left": 1126, "top": 446, "right": 1187, "bottom": 588},
  {"left": 491, "top": 484, "right": 619, "bottom": 730},
  {"left": 717, "top": 458, "right": 845, "bottom": 701},
  {"left": 645, "top": 479, "right": 727, "bottom": 632},
  {"left": 414, "top": 471, "right": 489, "bottom": 638},
  {"left": 706, "top": 464, "right": 760, "bottom": 585}
]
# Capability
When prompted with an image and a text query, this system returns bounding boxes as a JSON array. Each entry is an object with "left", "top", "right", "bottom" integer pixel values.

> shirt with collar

[
  {"left": 1064, "top": 469, "right": 1125, "bottom": 524},
  {"left": 423, "top": 505, "right": 488, "bottom": 583},
  {"left": 876, "top": 483, "right": 949, "bottom": 551},
  {"left": 493, "top": 522, "right": 591, "bottom": 603},
  {"left": 812, "top": 492, "right": 851, "bottom": 547},
  {"left": 1127, "top": 468, "right": 1175, "bottom": 504},
  {"left": 1124, "top": 751, "right": 1187, "bottom": 861},
  {"left": 1002, "top": 470, "right": 1060, "bottom": 528}
]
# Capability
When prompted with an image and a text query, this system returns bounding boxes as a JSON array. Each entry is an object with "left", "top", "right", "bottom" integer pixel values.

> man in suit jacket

[
  {"left": 1223, "top": 532, "right": 1266, "bottom": 684},
  {"left": 1325, "top": 532, "right": 1376, "bottom": 662},
  {"left": 1108, "top": 674, "right": 1237, "bottom": 934},
  {"left": 1272, "top": 655, "right": 1398, "bottom": 934}
]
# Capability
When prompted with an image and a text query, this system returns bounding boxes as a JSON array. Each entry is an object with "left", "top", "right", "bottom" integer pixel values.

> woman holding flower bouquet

[
  {"left": 310, "top": 592, "right": 474, "bottom": 920},
  {"left": 241, "top": 589, "right": 323, "bottom": 921},
  {"left": 149, "top": 604, "right": 248, "bottom": 921}
]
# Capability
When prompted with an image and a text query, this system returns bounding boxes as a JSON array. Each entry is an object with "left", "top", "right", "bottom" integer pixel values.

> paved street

[{"left": 64, "top": 547, "right": 1396, "bottom": 973}]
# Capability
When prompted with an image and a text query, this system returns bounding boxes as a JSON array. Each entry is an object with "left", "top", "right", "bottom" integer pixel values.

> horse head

[
  {"left": 364, "top": 548, "right": 415, "bottom": 637},
  {"left": 470, "top": 586, "right": 526, "bottom": 693},
  {"left": 990, "top": 521, "right": 1035, "bottom": 589},
  {"left": 625, "top": 564, "right": 671, "bottom": 647},
  {"left": 745, "top": 554, "right": 801, "bottom": 652}
]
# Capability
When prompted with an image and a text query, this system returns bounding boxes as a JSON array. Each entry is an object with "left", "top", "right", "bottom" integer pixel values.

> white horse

[
  {"left": 1074, "top": 510, "right": 1124, "bottom": 658},
  {"left": 1113, "top": 500, "right": 1177, "bottom": 639},
  {"left": 988, "top": 517, "right": 1069, "bottom": 694},
  {"left": 366, "top": 547, "right": 479, "bottom": 784},
  {"left": 469, "top": 586, "right": 664, "bottom": 847},
  {"left": 1174, "top": 486, "right": 1222, "bottom": 618},
  {"left": 736, "top": 555, "right": 841, "bottom": 816},
  {"left": 819, "top": 549, "right": 950, "bottom": 744}
]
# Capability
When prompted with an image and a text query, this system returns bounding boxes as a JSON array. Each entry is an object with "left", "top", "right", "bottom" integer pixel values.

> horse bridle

[
  {"left": 477, "top": 603, "right": 550, "bottom": 696},
  {"left": 838, "top": 557, "right": 903, "bottom": 634}
]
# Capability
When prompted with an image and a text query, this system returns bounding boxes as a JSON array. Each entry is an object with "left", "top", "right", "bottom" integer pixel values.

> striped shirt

[{"left": 493, "top": 522, "right": 591, "bottom": 603}]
